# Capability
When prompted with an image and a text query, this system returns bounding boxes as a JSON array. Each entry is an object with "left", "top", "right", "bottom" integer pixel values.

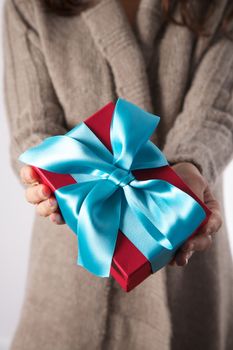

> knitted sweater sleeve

[
  {"left": 163, "top": 32, "right": 233, "bottom": 187},
  {"left": 3, "top": 0, "right": 68, "bottom": 176}
]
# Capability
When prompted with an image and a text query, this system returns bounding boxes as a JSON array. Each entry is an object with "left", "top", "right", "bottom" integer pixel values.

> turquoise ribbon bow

[{"left": 19, "top": 99, "right": 206, "bottom": 277}]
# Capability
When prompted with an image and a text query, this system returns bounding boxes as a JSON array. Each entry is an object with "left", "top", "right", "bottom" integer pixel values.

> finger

[
  {"left": 189, "top": 233, "right": 213, "bottom": 252},
  {"left": 20, "top": 165, "right": 40, "bottom": 185},
  {"left": 181, "top": 191, "right": 221, "bottom": 254},
  {"left": 180, "top": 231, "right": 212, "bottom": 253},
  {"left": 171, "top": 233, "right": 212, "bottom": 266},
  {"left": 180, "top": 238, "right": 195, "bottom": 253},
  {"left": 177, "top": 232, "right": 213, "bottom": 266},
  {"left": 203, "top": 186, "right": 223, "bottom": 235},
  {"left": 202, "top": 212, "right": 222, "bottom": 238},
  {"left": 25, "top": 184, "right": 51, "bottom": 204},
  {"left": 49, "top": 212, "right": 65, "bottom": 225},
  {"left": 204, "top": 185, "right": 220, "bottom": 211},
  {"left": 175, "top": 250, "right": 195, "bottom": 266},
  {"left": 36, "top": 196, "right": 58, "bottom": 217}
]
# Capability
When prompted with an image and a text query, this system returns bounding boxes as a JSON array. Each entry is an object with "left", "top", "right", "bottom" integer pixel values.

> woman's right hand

[{"left": 20, "top": 165, "right": 65, "bottom": 225}]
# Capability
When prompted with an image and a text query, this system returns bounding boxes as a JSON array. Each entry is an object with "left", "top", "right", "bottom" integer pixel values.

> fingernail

[
  {"left": 184, "top": 258, "right": 188, "bottom": 265},
  {"left": 206, "top": 227, "right": 213, "bottom": 235},
  {"left": 49, "top": 198, "right": 57, "bottom": 207},
  {"left": 183, "top": 242, "right": 194, "bottom": 252},
  {"left": 50, "top": 213, "right": 62, "bottom": 224},
  {"left": 55, "top": 214, "right": 63, "bottom": 224},
  {"left": 50, "top": 214, "right": 56, "bottom": 223},
  {"left": 189, "top": 242, "right": 194, "bottom": 250},
  {"left": 185, "top": 250, "right": 194, "bottom": 262}
]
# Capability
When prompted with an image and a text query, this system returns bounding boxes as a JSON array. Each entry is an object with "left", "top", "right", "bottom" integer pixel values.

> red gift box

[{"left": 32, "top": 102, "right": 211, "bottom": 292}]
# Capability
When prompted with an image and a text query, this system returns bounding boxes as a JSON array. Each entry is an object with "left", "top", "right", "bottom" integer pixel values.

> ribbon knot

[
  {"left": 107, "top": 167, "right": 135, "bottom": 187},
  {"left": 19, "top": 98, "right": 206, "bottom": 278}
]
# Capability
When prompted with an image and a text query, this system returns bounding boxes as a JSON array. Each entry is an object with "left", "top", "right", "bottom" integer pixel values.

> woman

[{"left": 3, "top": 0, "right": 233, "bottom": 349}]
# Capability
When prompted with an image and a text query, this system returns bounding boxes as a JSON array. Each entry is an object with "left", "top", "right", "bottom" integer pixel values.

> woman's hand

[
  {"left": 170, "top": 162, "right": 222, "bottom": 266},
  {"left": 20, "top": 162, "right": 222, "bottom": 263},
  {"left": 20, "top": 165, "right": 65, "bottom": 225}
]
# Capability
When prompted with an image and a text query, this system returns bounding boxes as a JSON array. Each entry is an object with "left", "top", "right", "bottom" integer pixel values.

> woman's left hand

[{"left": 169, "top": 162, "right": 222, "bottom": 266}]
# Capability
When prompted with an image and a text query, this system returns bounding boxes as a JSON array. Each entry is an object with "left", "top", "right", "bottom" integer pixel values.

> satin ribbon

[{"left": 19, "top": 98, "right": 206, "bottom": 277}]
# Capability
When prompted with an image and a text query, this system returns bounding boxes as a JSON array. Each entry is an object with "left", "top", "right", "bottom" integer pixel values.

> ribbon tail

[
  {"left": 124, "top": 179, "right": 206, "bottom": 251},
  {"left": 54, "top": 180, "right": 99, "bottom": 234},
  {"left": 77, "top": 180, "right": 122, "bottom": 277}
]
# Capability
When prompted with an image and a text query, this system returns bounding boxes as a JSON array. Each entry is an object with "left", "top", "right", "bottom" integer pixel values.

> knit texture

[{"left": 3, "top": 0, "right": 233, "bottom": 349}]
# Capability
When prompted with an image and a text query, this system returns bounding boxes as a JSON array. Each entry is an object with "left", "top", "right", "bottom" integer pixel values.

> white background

[{"left": 0, "top": 1, "right": 232, "bottom": 349}]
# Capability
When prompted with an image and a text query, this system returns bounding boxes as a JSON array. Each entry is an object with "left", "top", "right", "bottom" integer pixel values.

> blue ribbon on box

[{"left": 19, "top": 99, "right": 206, "bottom": 277}]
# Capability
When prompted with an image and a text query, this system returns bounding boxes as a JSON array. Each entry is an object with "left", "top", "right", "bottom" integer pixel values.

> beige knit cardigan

[{"left": 3, "top": 0, "right": 233, "bottom": 349}]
